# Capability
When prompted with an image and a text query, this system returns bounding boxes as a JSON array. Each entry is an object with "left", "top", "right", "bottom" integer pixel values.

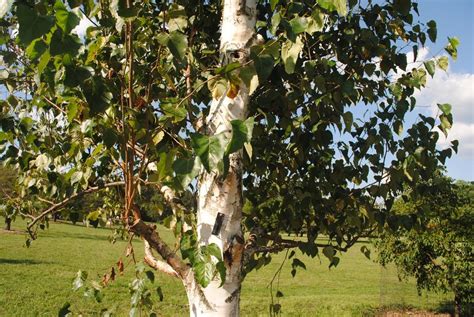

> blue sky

[{"left": 413, "top": 0, "right": 474, "bottom": 180}]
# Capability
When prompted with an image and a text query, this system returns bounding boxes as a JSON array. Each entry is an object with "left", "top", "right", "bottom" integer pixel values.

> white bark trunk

[{"left": 187, "top": 1, "right": 257, "bottom": 316}]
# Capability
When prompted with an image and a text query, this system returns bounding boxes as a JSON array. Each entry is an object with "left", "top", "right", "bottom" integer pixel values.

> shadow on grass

[
  {"left": 437, "top": 300, "right": 473, "bottom": 317},
  {"left": 0, "top": 258, "right": 53, "bottom": 265},
  {"left": 361, "top": 303, "right": 458, "bottom": 317},
  {"left": 42, "top": 230, "right": 113, "bottom": 241}
]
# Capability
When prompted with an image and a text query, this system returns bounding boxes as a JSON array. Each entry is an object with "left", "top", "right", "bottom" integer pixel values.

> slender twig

[
  {"left": 37, "top": 196, "right": 55, "bottom": 205},
  {"left": 79, "top": 8, "right": 99, "bottom": 27}
]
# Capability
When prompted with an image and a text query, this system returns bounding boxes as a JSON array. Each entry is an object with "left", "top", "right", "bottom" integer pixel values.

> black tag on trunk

[{"left": 211, "top": 213, "right": 225, "bottom": 236}]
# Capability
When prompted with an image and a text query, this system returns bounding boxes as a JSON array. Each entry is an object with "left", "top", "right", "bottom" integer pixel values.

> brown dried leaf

[
  {"left": 117, "top": 258, "right": 124, "bottom": 275},
  {"left": 126, "top": 245, "right": 133, "bottom": 257}
]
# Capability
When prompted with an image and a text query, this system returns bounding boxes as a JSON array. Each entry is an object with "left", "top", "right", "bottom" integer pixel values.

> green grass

[{"left": 0, "top": 219, "right": 452, "bottom": 316}]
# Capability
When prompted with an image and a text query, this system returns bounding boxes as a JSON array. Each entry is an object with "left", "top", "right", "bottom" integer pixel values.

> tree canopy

[{"left": 0, "top": 0, "right": 460, "bottom": 315}]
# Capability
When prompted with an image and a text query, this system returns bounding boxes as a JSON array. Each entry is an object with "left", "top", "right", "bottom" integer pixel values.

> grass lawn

[{"left": 0, "top": 219, "right": 452, "bottom": 316}]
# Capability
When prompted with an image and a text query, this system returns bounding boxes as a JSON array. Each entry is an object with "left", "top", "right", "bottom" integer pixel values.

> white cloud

[
  {"left": 414, "top": 68, "right": 474, "bottom": 158},
  {"left": 393, "top": 47, "right": 430, "bottom": 80},
  {"left": 416, "top": 71, "right": 474, "bottom": 124},
  {"left": 72, "top": 15, "right": 95, "bottom": 38},
  {"left": 436, "top": 123, "right": 474, "bottom": 158},
  {"left": 406, "top": 46, "right": 430, "bottom": 66}
]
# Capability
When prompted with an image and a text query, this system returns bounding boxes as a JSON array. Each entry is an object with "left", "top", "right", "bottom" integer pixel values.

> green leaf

[
  {"left": 191, "top": 133, "right": 229, "bottom": 173},
  {"left": 342, "top": 112, "right": 353, "bottom": 132},
  {"left": 334, "top": 0, "right": 348, "bottom": 16},
  {"left": 319, "top": 0, "right": 347, "bottom": 16},
  {"left": 49, "top": 29, "right": 81, "bottom": 56},
  {"left": 393, "top": 120, "right": 403, "bottom": 136},
  {"left": 205, "top": 244, "right": 222, "bottom": 261},
  {"left": 161, "top": 100, "right": 187, "bottom": 122},
  {"left": 173, "top": 156, "right": 202, "bottom": 189},
  {"left": 437, "top": 103, "right": 451, "bottom": 115},
  {"left": 0, "top": 69, "right": 8, "bottom": 79},
  {"left": 37, "top": 51, "right": 51, "bottom": 74},
  {"left": 393, "top": 0, "right": 411, "bottom": 16},
  {"left": 71, "top": 171, "right": 83, "bottom": 185},
  {"left": 427, "top": 20, "right": 437, "bottom": 43},
  {"left": 103, "top": 128, "right": 118, "bottom": 148},
  {"left": 17, "top": 4, "right": 55, "bottom": 45},
  {"left": 329, "top": 256, "right": 340, "bottom": 268},
  {"left": 289, "top": 17, "right": 308, "bottom": 34},
  {"left": 156, "top": 151, "right": 175, "bottom": 181},
  {"left": 323, "top": 245, "right": 335, "bottom": 260},
  {"left": 244, "top": 142, "right": 253, "bottom": 160},
  {"left": 239, "top": 65, "right": 259, "bottom": 95},
  {"left": 254, "top": 54, "right": 274, "bottom": 82},
  {"left": 437, "top": 56, "right": 449, "bottom": 72},
  {"left": 292, "top": 258, "right": 307, "bottom": 270},
  {"left": 86, "top": 37, "right": 106, "bottom": 65},
  {"left": 281, "top": 37, "right": 303, "bottom": 74},
  {"left": 270, "top": 0, "right": 279, "bottom": 11},
  {"left": 25, "top": 39, "right": 48, "bottom": 61},
  {"left": 66, "top": 103, "right": 79, "bottom": 123},
  {"left": 156, "top": 287, "right": 164, "bottom": 301},
  {"left": 306, "top": 9, "right": 325, "bottom": 34},
  {"left": 54, "top": 0, "right": 81, "bottom": 34},
  {"left": 167, "top": 31, "right": 188, "bottom": 60},
  {"left": 448, "top": 37, "right": 460, "bottom": 49},
  {"left": 445, "top": 37, "right": 460, "bottom": 60},
  {"left": 423, "top": 60, "right": 435, "bottom": 77},
  {"left": 194, "top": 261, "right": 214, "bottom": 288},
  {"left": 145, "top": 270, "right": 155, "bottom": 283},
  {"left": 438, "top": 113, "right": 452, "bottom": 137},
  {"left": 117, "top": 6, "right": 138, "bottom": 18},
  {"left": 216, "top": 261, "right": 226, "bottom": 287},
  {"left": 83, "top": 78, "right": 112, "bottom": 116},
  {"left": 360, "top": 245, "right": 371, "bottom": 259},
  {"left": 226, "top": 118, "right": 254, "bottom": 155}
]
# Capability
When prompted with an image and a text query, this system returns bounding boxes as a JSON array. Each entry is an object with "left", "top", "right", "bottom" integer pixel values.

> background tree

[
  {"left": 0, "top": 0, "right": 459, "bottom": 315},
  {"left": 0, "top": 165, "right": 17, "bottom": 230},
  {"left": 376, "top": 176, "right": 473, "bottom": 317}
]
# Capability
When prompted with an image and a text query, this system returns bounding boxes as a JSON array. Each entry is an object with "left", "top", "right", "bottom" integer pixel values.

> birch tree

[{"left": 0, "top": 0, "right": 458, "bottom": 316}]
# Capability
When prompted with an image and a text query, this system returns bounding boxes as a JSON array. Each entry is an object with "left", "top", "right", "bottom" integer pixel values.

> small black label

[{"left": 211, "top": 213, "right": 225, "bottom": 235}]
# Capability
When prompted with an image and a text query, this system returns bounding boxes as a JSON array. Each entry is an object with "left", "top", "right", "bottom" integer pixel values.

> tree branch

[
  {"left": 129, "top": 219, "right": 189, "bottom": 279},
  {"left": 143, "top": 240, "right": 180, "bottom": 278},
  {"left": 26, "top": 181, "right": 125, "bottom": 238},
  {"left": 156, "top": 184, "right": 193, "bottom": 231},
  {"left": 244, "top": 230, "right": 372, "bottom": 260}
]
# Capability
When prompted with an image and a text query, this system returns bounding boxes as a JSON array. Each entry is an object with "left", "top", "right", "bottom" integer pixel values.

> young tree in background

[
  {"left": 376, "top": 177, "right": 473, "bottom": 317},
  {"left": 0, "top": 0, "right": 459, "bottom": 315},
  {"left": 0, "top": 165, "right": 16, "bottom": 230}
]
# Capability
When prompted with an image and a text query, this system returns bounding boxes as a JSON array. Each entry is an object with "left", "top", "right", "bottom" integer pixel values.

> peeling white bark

[
  {"left": 143, "top": 240, "right": 179, "bottom": 278},
  {"left": 188, "top": 1, "right": 257, "bottom": 316}
]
